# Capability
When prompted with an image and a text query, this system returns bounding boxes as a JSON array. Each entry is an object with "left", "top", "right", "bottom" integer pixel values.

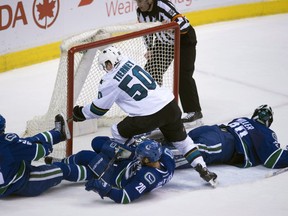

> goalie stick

[{"left": 265, "top": 167, "right": 288, "bottom": 178}]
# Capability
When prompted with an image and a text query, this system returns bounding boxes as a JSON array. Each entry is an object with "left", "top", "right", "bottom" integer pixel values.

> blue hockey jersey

[
  {"left": 105, "top": 147, "right": 175, "bottom": 204},
  {"left": 0, "top": 132, "right": 57, "bottom": 197},
  {"left": 179, "top": 117, "right": 288, "bottom": 170},
  {"left": 227, "top": 117, "right": 288, "bottom": 168},
  {"left": 65, "top": 136, "right": 175, "bottom": 203}
]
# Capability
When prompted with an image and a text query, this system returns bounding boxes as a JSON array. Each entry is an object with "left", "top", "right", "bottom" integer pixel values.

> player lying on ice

[
  {"left": 166, "top": 104, "right": 288, "bottom": 169},
  {"left": 43, "top": 104, "right": 287, "bottom": 203},
  {"left": 0, "top": 114, "right": 94, "bottom": 198},
  {"left": 72, "top": 46, "right": 217, "bottom": 186},
  {"left": 45, "top": 137, "right": 175, "bottom": 204}
]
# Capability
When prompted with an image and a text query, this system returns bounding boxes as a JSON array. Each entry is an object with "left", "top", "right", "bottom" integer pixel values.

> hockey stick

[
  {"left": 66, "top": 116, "right": 73, "bottom": 123},
  {"left": 265, "top": 167, "right": 288, "bottom": 178},
  {"left": 96, "top": 155, "right": 117, "bottom": 179}
]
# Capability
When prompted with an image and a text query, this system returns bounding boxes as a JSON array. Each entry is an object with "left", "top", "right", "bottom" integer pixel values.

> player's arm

[
  {"left": 260, "top": 137, "right": 288, "bottom": 169},
  {"left": 73, "top": 82, "right": 118, "bottom": 121},
  {"left": 73, "top": 101, "right": 109, "bottom": 122},
  {"left": 10, "top": 135, "right": 53, "bottom": 161},
  {"left": 85, "top": 179, "right": 153, "bottom": 204},
  {"left": 159, "top": 1, "right": 190, "bottom": 33},
  {"left": 110, "top": 178, "right": 150, "bottom": 204},
  {"left": 266, "top": 148, "right": 288, "bottom": 168},
  {"left": 85, "top": 170, "right": 157, "bottom": 204}
]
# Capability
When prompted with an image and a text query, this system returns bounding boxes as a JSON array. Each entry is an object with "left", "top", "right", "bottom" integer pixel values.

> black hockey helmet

[{"left": 251, "top": 104, "right": 273, "bottom": 127}]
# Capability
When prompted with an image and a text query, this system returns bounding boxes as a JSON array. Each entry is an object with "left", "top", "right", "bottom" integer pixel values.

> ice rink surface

[{"left": 1, "top": 13, "right": 288, "bottom": 216}]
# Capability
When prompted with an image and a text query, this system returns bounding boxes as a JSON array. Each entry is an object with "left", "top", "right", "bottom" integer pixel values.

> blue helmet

[
  {"left": 0, "top": 114, "right": 6, "bottom": 134},
  {"left": 135, "top": 140, "right": 163, "bottom": 163},
  {"left": 251, "top": 104, "right": 273, "bottom": 127}
]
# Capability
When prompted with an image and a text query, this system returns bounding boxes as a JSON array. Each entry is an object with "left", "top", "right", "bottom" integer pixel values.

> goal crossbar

[{"left": 66, "top": 22, "right": 180, "bottom": 155}]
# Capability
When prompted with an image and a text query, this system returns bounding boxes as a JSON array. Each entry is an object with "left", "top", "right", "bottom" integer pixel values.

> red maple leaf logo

[
  {"left": 78, "top": 0, "right": 94, "bottom": 7},
  {"left": 36, "top": 0, "right": 56, "bottom": 20}
]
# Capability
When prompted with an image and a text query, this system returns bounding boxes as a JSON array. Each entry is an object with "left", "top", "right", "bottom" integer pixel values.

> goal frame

[{"left": 66, "top": 22, "right": 180, "bottom": 156}]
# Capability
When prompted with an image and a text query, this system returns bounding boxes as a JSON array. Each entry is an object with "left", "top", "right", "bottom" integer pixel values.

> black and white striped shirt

[{"left": 136, "top": 0, "right": 191, "bottom": 47}]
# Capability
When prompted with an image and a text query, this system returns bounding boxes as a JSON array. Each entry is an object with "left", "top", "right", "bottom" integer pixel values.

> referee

[{"left": 135, "top": 0, "right": 203, "bottom": 123}]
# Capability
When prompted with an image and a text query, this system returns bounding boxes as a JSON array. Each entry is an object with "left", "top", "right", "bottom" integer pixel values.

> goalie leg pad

[
  {"left": 91, "top": 136, "right": 118, "bottom": 158},
  {"left": 91, "top": 136, "right": 111, "bottom": 153},
  {"left": 88, "top": 153, "right": 110, "bottom": 178}
]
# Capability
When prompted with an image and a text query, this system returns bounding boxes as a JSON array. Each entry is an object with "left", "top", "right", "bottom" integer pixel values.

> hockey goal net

[{"left": 24, "top": 22, "right": 180, "bottom": 158}]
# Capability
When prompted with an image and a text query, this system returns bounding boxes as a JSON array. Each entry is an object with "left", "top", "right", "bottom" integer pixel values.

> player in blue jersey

[
  {"left": 0, "top": 114, "right": 93, "bottom": 198},
  {"left": 169, "top": 105, "right": 288, "bottom": 169},
  {"left": 85, "top": 138, "right": 175, "bottom": 204},
  {"left": 45, "top": 136, "right": 175, "bottom": 204},
  {"left": 72, "top": 46, "right": 217, "bottom": 186}
]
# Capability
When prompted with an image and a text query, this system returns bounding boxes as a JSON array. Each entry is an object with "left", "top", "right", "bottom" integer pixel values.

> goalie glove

[
  {"left": 73, "top": 105, "right": 86, "bottom": 122},
  {"left": 85, "top": 178, "right": 112, "bottom": 199}
]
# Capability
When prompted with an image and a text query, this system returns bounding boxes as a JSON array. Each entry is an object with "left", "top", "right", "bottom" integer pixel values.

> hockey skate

[
  {"left": 181, "top": 112, "right": 204, "bottom": 129},
  {"left": 55, "top": 113, "right": 71, "bottom": 141},
  {"left": 195, "top": 164, "right": 218, "bottom": 187}
]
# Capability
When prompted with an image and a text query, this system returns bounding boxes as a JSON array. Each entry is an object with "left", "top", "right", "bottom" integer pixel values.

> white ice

[{"left": 1, "top": 14, "right": 288, "bottom": 216}]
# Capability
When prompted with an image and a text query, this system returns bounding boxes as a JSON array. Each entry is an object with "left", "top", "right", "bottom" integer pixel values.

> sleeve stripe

[
  {"left": 121, "top": 189, "right": 131, "bottom": 204},
  {"left": 264, "top": 149, "right": 283, "bottom": 168},
  {"left": 90, "top": 103, "right": 109, "bottom": 116}
]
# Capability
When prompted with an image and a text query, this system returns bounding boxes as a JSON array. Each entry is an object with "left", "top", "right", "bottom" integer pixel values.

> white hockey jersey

[{"left": 82, "top": 56, "right": 174, "bottom": 119}]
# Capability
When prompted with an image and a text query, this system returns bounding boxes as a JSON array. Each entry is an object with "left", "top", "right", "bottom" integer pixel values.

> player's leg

[
  {"left": 14, "top": 164, "right": 63, "bottom": 196},
  {"left": 116, "top": 99, "right": 204, "bottom": 168},
  {"left": 45, "top": 150, "right": 97, "bottom": 166},
  {"left": 188, "top": 125, "right": 236, "bottom": 164},
  {"left": 26, "top": 114, "right": 70, "bottom": 145},
  {"left": 53, "top": 162, "right": 93, "bottom": 182},
  {"left": 112, "top": 113, "right": 161, "bottom": 144},
  {"left": 158, "top": 100, "right": 217, "bottom": 185},
  {"left": 179, "top": 27, "right": 202, "bottom": 123}
]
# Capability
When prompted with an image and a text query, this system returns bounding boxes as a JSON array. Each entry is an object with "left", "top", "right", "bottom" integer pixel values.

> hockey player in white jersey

[{"left": 72, "top": 46, "right": 217, "bottom": 186}]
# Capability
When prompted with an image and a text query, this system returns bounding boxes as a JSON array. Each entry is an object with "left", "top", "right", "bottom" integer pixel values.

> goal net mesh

[{"left": 24, "top": 22, "right": 179, "bottom": 158}]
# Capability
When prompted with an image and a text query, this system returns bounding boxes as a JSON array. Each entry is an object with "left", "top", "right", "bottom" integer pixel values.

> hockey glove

[
  {"left": 73, "top": 106, "right": 86, "bottom": 122},
  {"left": 85, "top": 178, "right": 112, "bottom": 199}
]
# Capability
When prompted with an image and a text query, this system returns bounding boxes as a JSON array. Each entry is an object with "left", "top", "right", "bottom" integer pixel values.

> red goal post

[
  {"left": 66, "top": 22, "right": 180, "bottom": 156},
  {"left": 24, "top": 22, "right": 180, "bottom": 158}
]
